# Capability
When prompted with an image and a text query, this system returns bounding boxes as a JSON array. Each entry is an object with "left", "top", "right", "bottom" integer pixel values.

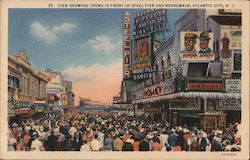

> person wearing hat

[
  {"left": 181, "top": 33, "right": 198, "bottom": 54},
  {"left": 198, "top": 31, "right": 212, "bottom": 54},
  {"left": 113, "top": 134, "right": 124, "bottom": 151}
]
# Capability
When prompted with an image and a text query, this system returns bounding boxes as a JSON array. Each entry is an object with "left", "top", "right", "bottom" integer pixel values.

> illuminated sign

[
  {"left": 133, "top": 9, "right": 167, "bottom": 38},
  {"left": 225, "top": 79, "right": 241, "bottom": 93},
  {"left": 169, "top": 98, "right": 201, "bottom": 110},
  {"left": 144, "top": 84, "right": 163, "bottom": 98},
  {"left": 188, "top": 82, "right": 223, "bottom": 91},
  {"left": 123, "top": 11, "right": 131, "bottom": 79},
  {"left": 180, "top": 32, "right": 214, "bottom": 61}
]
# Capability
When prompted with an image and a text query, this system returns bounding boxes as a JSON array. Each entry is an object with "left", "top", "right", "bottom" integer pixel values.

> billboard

[
  {"left": 43, "top": 71, "right": 62, "bottom": 88},
  {"left": 132, "top": 36, "right": 153, "bottom": 80},
  {"left": 61, "top": 94, "right": 68, "bottom": 106},
  {"left": 133, "top": 9, "right": 167, "bottom": 38},
  {"left": 180, "top": 31, "right": 214, "bottom": 61}
]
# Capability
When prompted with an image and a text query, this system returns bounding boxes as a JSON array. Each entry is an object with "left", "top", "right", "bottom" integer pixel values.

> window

[{"left": 233, "top": 49, "right": 241, "bottom": 71}]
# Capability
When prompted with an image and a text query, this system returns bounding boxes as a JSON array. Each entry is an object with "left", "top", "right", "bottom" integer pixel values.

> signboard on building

[
  {"left": 43, "top": 71, "right": 62, "bottom": 88},
  {"left": 133, "top": 9, "right": 167, "bottom": 38},
  {"left": 169, "top": 98, "right": 201, "bottom": 110},
  {"left": 163, "top": 79, "right": 174, "bottom": 94},
  {"left": 217, "top": 98, "right": 241, "bottom": 110},
  {"left": 226, "top": 79, "right": 241, "bottom": 93},
  {"left": 180, "top": 31, "right": 214, "bottom": 61},
  {"left": 144, "top": 84, "right": 163, "bottom": 98},
  {"left": 15, "top": 108, "right": 30, "bottom": 115},
  {"left": 123, "top": 11, "right": 131, "bottom": 79},
  {"left": 144, "top": 106, "right": 163, "bottom": 113},
  {"left": 188, "top": 82, "right": 223, "bottom": 91},
  {"left": 61, "top": 94, "right": 68, "bottom": 106}
]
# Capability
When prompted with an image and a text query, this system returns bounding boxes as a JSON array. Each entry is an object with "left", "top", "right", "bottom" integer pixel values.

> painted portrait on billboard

[
  {"left": 180, "top": 31, "right": 214, "bottom": 61},
  {"left": 135, "top": 37, "right": 150, "bottom": 62}
]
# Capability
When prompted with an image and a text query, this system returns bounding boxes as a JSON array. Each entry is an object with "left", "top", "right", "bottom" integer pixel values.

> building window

[{"left": 233, "top": 49, "right": 241, "bottom": 71}]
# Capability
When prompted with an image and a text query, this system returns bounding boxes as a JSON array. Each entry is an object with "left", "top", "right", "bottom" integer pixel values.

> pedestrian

[
  {"left": 80, "top": 140, "right": 91, "bottom": 151},
  {"left": 152, "top": 137, "right": 161, "bottom": 151},
  {"left": 113, "top": 134, "right": 124, "bottom": 151},
  {"left": 47, "top": 130, "right": 57, "bottom": 151},
  {"left": 139, "top": 134, "right": 150, "bottom": 151},
  {"left": 90, "top": 134, "right": 100, "bottom": 151},
  {"left": 168, "top": 129, "right": 177, "bottom": 147},
  {"left": 30, "top": 133, "right": 43, "bottom": 151},
  {"left": 132, "top": 136, "right": 140, "bottom": 151},
  {"left": 122, "top": 139, "right": 134, "bottom": 151},
  {"left": 104, "top": 133, "right": 114, "bottom": 151}
]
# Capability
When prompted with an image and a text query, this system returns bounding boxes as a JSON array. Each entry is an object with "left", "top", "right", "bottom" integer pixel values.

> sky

[{"left": 8, "top": 8, "right": 188, "bottom": 105}]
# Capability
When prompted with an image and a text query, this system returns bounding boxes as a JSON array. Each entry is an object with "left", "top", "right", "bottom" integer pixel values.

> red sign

[
  {"left": 188, "top": 82, "right": 223, "bottom": 91},
  {"left": 144, "top": 85, "right": 163, "bottom": 98},
  {"left": 15, "top": 109, "right": 29, "bottom": 115}
]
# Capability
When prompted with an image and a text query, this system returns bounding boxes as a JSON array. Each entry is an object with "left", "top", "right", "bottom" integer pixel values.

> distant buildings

[{"left": 8, "top": 48, "right": 75, "bottom": 121}]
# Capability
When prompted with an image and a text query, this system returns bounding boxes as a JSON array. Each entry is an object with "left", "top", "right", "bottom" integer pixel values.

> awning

[{"left": 132, "top": 92, "right": 241, "bottom": 104}]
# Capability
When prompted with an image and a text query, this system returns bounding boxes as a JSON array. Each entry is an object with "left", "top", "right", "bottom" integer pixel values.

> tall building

[{"left": 8, "top": 49, "right": 48, "bottom": 119}]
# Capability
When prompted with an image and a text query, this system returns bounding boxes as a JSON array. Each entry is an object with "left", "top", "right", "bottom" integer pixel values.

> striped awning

[{"left": 132, "top": 92, "right": 241, "bottom": 104}]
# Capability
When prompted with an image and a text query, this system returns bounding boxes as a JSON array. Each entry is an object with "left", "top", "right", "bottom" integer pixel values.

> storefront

[{"left": 143, "top": 104, "right": 164, "bottom": 122}]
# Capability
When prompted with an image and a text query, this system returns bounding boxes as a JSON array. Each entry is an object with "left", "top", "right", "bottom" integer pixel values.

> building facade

[
  {"left": 8, "top": 49, "right": 48, "bottom": 120},
  {"left": 130, "top": 9, "right": 241, "bottom": 131}
]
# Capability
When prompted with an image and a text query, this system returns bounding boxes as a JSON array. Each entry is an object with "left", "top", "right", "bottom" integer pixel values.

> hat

[
  {"left": 126, "top": 139, "right": 133, "bottom": 143},
  {"left": 199, "top": 31, "right": 211, "bottom": 40},
  {"left": 184, "top": 33, "right": 198, "bottom": 39},
  {"left": 12, "top": 123, "right": 18, "bottom": 127}
]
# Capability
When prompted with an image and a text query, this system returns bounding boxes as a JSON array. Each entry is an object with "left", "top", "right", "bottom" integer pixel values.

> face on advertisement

[
  {"left": 184, "top": 38, "right": 196, "bottom": 51},
  {"left": 183, "top": 33, "right": 197, "bottom": 52},
  {"left": 199, "top": 39, "right": 209, "bottom": 49},
  {"left": 199, "top": 32, "right": 211, "bottom": 50}
]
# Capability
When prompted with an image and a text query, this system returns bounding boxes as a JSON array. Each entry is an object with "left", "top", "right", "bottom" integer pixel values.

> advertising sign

[
  {"left": 225, "top": 79, "right": 241, "bottom": 93},
  {"left": 132, "top": 36, "right": 153, "bottom": 80},
  {"left": 123, "top": 11, "right": 131, "bottom": 79},
  {"left": 15, "top": 108, "right": 30, "bottom": 115},
  {"left": 61, "top": 94, "right": 68, "bottom": 106},
  {"left": 217, "top": 98, "right": 241, "bottom": 110},
  {"left": 43, "top": 72, "right": 62, "bottom": 88},
  {"left": 144, "top": 84, "right": 163, "bottom": 98},
  {"left": 180, "top": 31, "right": 214, "bottom": 61},
  {"left": 169, "top": 98, "right": 201, "bottom": 110},
  {"left": 188, "top": 82, "right": 223, "bottom": 91},
  {"left": 134, "top": 36, "right": 151, "bottom": 67},
  {"left": 133, "top": 9, "right": 167, "bottom": 38}
]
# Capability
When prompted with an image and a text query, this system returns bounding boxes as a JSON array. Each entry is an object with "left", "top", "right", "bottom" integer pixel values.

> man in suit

[{"left": 198, "top": 31, "right": 212, "bottom": 54}]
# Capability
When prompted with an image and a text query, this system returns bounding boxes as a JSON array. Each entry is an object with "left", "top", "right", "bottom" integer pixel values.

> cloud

[
  {"left": 87, "top": 35, "right": 122, "bottom": 54},
  {"left": 62, "top": 60, "right": 122, "bottom": 104},
  {"left": 30, "top": 22, "right": 77, "bottom": 44}
]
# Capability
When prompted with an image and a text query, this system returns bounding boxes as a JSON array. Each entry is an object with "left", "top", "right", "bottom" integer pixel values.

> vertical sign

[{"left": 123, "top": 11, "right": 131, "bottom": 79}]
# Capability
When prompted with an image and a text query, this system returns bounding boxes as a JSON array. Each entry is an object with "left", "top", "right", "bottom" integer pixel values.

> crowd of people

[{"left": 8, "top": 111, "right": 241, "bottom": 152}]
